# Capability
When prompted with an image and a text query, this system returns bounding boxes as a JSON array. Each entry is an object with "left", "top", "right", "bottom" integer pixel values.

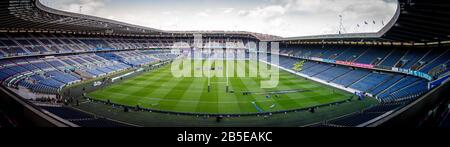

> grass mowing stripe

[
  {"left": 87, "top": 59, "right": 354, "bottom": 114},
  {"left": 90, "top": 66, "right": 170, "bottom": 101},
  {"left": 114, "top": 70, "right": 174, "bottom": 104},
  {"left": 176, "top": 78, "right": 206, "bottom": 112},
  {"left": 229, "top": 76, "right": 257, "bottom": 113},
  {"left": 160, "top": 77, "right": 196, "bottom": 111}
]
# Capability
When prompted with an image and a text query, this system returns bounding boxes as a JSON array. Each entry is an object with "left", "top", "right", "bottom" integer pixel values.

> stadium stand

[
  {"left": 0, "top": 0, "right": 448, "bottom": 127},
  {"left": 0, "top": 45, "right": 179, "bottom": 96},
  {"left": 41, "top": 106, "right": 130, "bottom": 127},
  {"left": 273, "top": 51, "right": 442, "bottom": 103},
  {"left": 311, "top": 103, "right": 404, "bottom": 127}
]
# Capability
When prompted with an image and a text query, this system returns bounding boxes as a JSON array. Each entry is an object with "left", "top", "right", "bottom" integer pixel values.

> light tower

[{"left": 338, "top": 15, "right": 346, "bottom": 34}]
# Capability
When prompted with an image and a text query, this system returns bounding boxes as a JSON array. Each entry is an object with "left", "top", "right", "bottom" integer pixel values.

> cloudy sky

[{"left": 40, "top": 0, "right": 398, "bottom": 37}]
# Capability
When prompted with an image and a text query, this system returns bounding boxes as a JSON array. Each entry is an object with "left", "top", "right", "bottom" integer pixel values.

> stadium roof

[
  {"left": 0, "top": 0, "right": 280, "bottom": 40},
  {"left": 277, "top": 0, "right": 450, "bottom": 43},
  {"left": 0, "top": 0, "right": 164, "bottom": 35},
  {"left": 0, "top": 0, "right": 449, "bottom": 43}
]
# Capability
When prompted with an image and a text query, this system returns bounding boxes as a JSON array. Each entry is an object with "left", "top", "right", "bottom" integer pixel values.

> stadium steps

[
  {"left": 376, "top": 49, "right": 395, "bottom": 66},
  {"left": 403, "top": 49, "right": 429, "bottom": 69},
  {"left": 41, "top": 106, "right": 132, "bottom": 127},
  {"left": 365, "top": 74, "right": 395, "bottom": 93},
  {"left": 101, "top": 38, "right": 115, "bottom": 48},
  {"left": 414, "top": 49, "right": 434, "bottom": 68},
  {"left": 301, "top": 61, "right": 319, "bottom": 71},
  {"left": 311, "top": 65, "right": 333, "bottom": 77},
  {"left": 333, "top": 47, "right": 352, "bottom": 60},
  {"left": 346, "top": 71, "right": 372, "bottom": 88},
  {"left": 49, "top": 74, "right": 68, "bottom": 84},
  {"left": 45, "top": 60, "right": 63, "bottom": 69},
  {"left": 418, "top": 49, "right": 450, "bottom": 72},
  {"left": 386, "top": 80, "right": 425, "bottom": 99},
  {"left": 393, "top": 49, "right": 411, "bottom": 68},
  {"left": 376, "top": 77, "right": 421, "bottom": 99},
  {"left": 29, "top": 35, "right": 50, "bottom": 52},
  {"left": 368, "top": 75, "right": 404, "bottom": 95},
  {"left": 11, "top": 39, "right": 32, "bottom": 54},
  {"left": 352, "top": 47, "right": 371, "bottom": 62},
  {"left": 375, "top": 77, "right": 409, "bottom": 97},
  {"left": 328, "top": 68, "right": 353, "bottom": 82},
  {"left": 411, "top": 49, "right": 434, "bottom": 70}
]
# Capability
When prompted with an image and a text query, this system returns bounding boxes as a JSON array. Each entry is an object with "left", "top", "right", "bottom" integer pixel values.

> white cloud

[
  {"left": 40, "top": 0, "right": 397, "bottom": 37},
  {"left": 196, "top": 12, "right": 210, "bottom": 17},
  {"left": 41, "top": 0, "right": 109, "bottom": 15},
  {"left": 241, "top": 5, "right": 286, "bottom": 18},
  {"left": 222, "top": 8, "right": 234, "bottom": 14}
]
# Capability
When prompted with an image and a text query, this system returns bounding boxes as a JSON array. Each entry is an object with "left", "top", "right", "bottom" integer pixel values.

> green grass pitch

[{"left": 87, "top": 59, "right": 352, "bottom": 114}]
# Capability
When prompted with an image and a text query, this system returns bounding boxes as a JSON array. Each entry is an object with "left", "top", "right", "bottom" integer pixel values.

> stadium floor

[
  {"left": 87, "top": 60, "right": 353, "bottom": 114},
  {"left": 74, "top": 98, "right": 378, "bottom": 127}
]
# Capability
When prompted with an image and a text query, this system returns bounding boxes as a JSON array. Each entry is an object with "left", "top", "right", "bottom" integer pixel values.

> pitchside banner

[
  {"left": 392, "top": 67, "right": 433, "bottom": 81},
  {"left": 335, "top": 61, "right": 375, "bottom": 69},
  {"left": 309, "top": 57, "right": 373, "bottom": 69},
  {"left": 307, "top": 56, "right": 433, "bottom": 81}
]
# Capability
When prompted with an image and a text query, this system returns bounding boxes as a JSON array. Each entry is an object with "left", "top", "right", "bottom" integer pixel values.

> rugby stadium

[{"left": 0, "top": 0, "right": 449, "bottom": 128}]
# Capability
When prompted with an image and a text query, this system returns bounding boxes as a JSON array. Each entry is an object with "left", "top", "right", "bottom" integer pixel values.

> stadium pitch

[{"left": 87, "top": 59, "right": 352, "bottom": 114}]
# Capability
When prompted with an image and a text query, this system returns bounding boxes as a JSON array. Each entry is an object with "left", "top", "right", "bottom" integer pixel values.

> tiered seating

[
  {"left": 413, "top": 49, "right": 446, "bottom": 70},
  {"left": 301, "top": 63, "right": 332, "bottom": 76},
  {"left": 334, "top": 47, "right": 367, "bottom": 61},
  {"left": 332, "top": 70, "right": 370, "bottom": 87},
  {"left": 315, "top": 66, "right": 352, "bottom": 82},
  {"left": 350, "top": 73, "right": 392, "bottom": 92},
  {"left": 20, "top": 63, "right": 39, "bottom": 71},
  {"left": 41, "top": 106, "right": 129, "bottom": 127},
  {"left": 32, "top": 62, "right": 54, "bottom": 71},
  {"left": 46, "top": 60, "right": 66, "bottom": 68},
  {"left": 419, "top": 50, "right": 450, "bottom": 75},
  {"left": 0, "top": 72, "right": 9, "bottom": 81},
  {"left": 85, "top": 68, "right": 106, "bottom": 77},
  {"left": 0, "top": 66, "right": 25, "bottom": 80},
  {"left": 47, "top": 70, "right": 80, "bottom": 84},
  {"left": 380, "top": 80, "right": 429, "bottom": 102},
  {"left": 355, "top": 47, "right": 391, "bottom": 64},
  {"left": 97, "top": 51, "right": 161, "bottom": 67},
  {"left": 154, "top": 54, "right": 178, "bottom": 60},
  {"left": 363, "top": 103, "right": 402, "bottom": 113},
  {"left": 0, "top": 33, "right": 250, "bottom": 58},
  {"left": 277, "top": 56, "right": 298, "bottom": 69},
  {"left": 275, "top": 45, "right": 450, "bottom": 103},
  {"left": 30, "top": 74, "right": 65, "bottom": 89},
  {"left": 328, "top": 113, "right": 382, "bottom": 127},
  {"left": 19, "top": 80, "right": 58, "bottom": 94},
  {"left": 0, "top": 49, "right": 177, "bottom": 95},
  {"left": 280, "top": 46, "right": 449, "bottom": 75},
  {"left": 368, "top": 75, "right": 404, "bottom": 95},
  {"left": 320, "top": 46, "right": 347, "bottom": 59},
  {"left": 397, "top": 49, "right": 428, "bottom": 69},
  {"left": 10, "top": 65, "right": 29, "bottom": 74},
  {"left": 274, "top": 54, "right": 429, "bottom": 102},
  {"left": 318, "top": 103, "right": 404, "bottom": 127},
  {"left": 379, "top": 49, "right": 408, "bottom": 67},
  {"left": 377, "top": 77, "right": 421, "bottom": 99}
]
